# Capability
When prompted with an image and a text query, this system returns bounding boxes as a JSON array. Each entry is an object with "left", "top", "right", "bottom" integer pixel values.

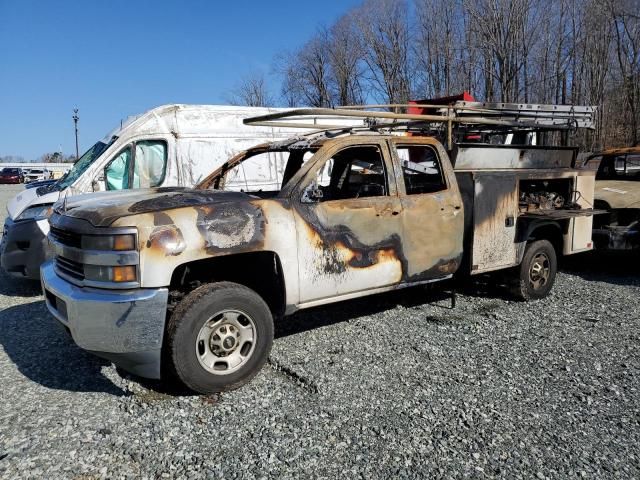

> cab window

[
  {"left": 304, "top": 145, "right": 388, "bottom": 202},
  {"left": 396, "top": 145, "right": 446, "bottom": 194}
]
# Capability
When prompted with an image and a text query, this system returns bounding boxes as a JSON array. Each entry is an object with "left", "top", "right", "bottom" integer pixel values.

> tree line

[
  {"left": 0, "top": 153, "right": 76, "bottom": 163},
  {"left": 228, "top": 0, "right": 640, "bottom": 151}
]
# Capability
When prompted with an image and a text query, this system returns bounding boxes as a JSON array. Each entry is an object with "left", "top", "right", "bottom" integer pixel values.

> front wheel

[
  {"left": 165, "top": 281, "right": 274, "bottom": 394},
  {"left": 510, "top": 239, "right": 557, "bottom": 300}
]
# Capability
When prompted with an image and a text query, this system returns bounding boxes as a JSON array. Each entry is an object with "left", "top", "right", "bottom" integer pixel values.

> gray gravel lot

[{"left": 0, "top": 183, "right": 638, "bottom": 479}]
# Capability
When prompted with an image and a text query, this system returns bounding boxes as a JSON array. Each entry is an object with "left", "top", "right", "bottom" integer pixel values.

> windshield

[
  {"left": 1, "top": 168, "right": 19, "bottom": 174},
  {"left": 596, "top": 153, "right": 640, "bottom": 181},
  {"left": 50, "top": 139, "right": 114, "bottom": 191},
  {"left": 201, "top": 146, "right": 318, "bottom": 196}
]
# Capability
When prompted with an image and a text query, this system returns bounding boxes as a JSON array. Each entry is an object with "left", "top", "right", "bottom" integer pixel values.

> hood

[
  {"left": 7, "top": 187, "right": 61, "bottom": 220},
  {"left": 595, "top": 180, "right": 640, "bottom": 209},
  {"left": 56, "top": 187, "right": 253, "bottom": 227}
]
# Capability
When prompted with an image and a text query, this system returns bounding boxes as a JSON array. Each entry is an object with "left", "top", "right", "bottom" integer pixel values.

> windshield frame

[
  {"left": 197, "top": 143, "right": 321, "bottom": 195},
  {"left": 50, "top": 138, "right": 116, "bottom": 191}
]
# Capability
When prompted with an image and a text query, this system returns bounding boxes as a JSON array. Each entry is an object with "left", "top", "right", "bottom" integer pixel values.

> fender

[{"left": 515, "top": 219, "right": 563, "bottom": 263}]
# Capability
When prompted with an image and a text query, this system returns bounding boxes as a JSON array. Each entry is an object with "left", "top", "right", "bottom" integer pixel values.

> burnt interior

[{"left": 518, "top": 178, "right": 574, "bottom": 213}]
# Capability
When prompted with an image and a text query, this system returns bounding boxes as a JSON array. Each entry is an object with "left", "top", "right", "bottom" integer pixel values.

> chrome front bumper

[{"left": 40, "top": 261, "right": 169, "bottom": 379}]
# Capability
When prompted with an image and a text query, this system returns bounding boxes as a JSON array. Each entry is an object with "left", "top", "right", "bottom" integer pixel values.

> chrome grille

[{"left": 55, "top": 256, "right": 84, "bottom": 281}]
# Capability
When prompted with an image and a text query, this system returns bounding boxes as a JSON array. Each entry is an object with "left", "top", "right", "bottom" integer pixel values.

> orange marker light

[
  {"left": 113, "top": 235, "right": 136, "bottom": 251},
  {"left": 112, "top": 266, "right": 137, "bottom": 282}
]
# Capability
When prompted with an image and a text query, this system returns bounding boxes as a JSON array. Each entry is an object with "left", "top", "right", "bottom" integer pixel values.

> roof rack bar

[
  {"left": 336, "top": 102, "right": 595, "bottom": 114},
  {"left": 244, "top": 107, "right": 455, "bottom": 125},
  {"left": 244, "top": 107, "right": 593, "bottom": 128},
  {"left": 243, "top": 104, "right": 596, "bottom": 150}
]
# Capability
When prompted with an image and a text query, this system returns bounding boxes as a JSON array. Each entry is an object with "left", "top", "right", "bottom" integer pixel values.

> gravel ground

[{"left": 0, "top": 183, "right": 638, "bottom": 479}]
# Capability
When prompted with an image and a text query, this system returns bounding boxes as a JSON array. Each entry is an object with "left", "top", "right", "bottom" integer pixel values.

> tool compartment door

[
  {"left": 471, "top": 173, "right": 519, "bottom": 273},
  {"left": 570, "top": 175, "right": 596, "bottom": 253}
]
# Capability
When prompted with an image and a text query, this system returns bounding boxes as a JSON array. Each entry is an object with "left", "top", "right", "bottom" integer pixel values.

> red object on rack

[{"left": 407, "top": 91, "right": 476, "bottom": 115}]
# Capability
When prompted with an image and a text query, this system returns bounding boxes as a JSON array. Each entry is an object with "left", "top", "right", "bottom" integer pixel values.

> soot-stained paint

[
  {"left": 128, "top": 190, "right": 249, "bottom": 214},
  {"left": 195, "top": 202, "right": 266, "bottom": 254}
]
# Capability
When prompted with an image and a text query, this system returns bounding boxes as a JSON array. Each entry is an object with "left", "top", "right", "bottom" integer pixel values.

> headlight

[
  {"left": 16, "top": 204, "right": 53, "bottom": 221},
  {"left": 81, "top": 234, "right": 136, "bottom": 251},
  {"left": 84, "top": 265, "right": 137, "bottom": 283}
]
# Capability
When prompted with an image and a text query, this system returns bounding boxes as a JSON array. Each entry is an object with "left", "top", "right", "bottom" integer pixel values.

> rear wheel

[
  {"left": 165, "top": 281, "right": 273, "bottom": 394},
  {"left": 510, "top": 239, "right": 557, "bottom": 300}
]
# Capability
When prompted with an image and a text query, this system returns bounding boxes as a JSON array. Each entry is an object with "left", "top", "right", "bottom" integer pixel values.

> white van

[{"left": 1, "top": 104, "right": 305, "bottom": 279}]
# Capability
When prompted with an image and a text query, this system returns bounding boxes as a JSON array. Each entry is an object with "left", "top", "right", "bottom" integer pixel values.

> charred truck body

[{"left": 41, "top": 103, "right": 600, "bottom": 393}]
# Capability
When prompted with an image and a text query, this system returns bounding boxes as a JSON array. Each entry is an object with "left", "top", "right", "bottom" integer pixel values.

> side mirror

[
  {"left": 301, "top": 183, "right": 324, "bottom": 203},
  {"left": 92, "top": 174, "right": 105, "bottom": 192}
]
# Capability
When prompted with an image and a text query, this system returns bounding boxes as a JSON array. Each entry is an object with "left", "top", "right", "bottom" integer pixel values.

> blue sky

[{"left": 0, "top": 0, "right": 362, "bottom": 159}]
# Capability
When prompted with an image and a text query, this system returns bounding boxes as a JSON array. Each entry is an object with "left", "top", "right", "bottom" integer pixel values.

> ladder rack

[{"left": 243, "top": 102, "right": 597, "bottom": 149}]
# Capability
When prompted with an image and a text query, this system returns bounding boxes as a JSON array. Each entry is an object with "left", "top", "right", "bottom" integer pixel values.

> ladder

[{"left": 243, "top": 102, "right": 597, "bottom": 150}]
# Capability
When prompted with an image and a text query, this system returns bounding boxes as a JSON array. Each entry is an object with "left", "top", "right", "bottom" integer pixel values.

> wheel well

[
  {"left": 169, "top": 251, "right": 286, "bottom": 317},
  {"left": 527, "top": 223, "right": 563, "bottom": 256}
]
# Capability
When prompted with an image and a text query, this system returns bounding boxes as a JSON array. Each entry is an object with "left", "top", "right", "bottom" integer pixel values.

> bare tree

[
  {"left": 571, "top": 0, "right": 612, "bottom": 149},
  {"left": 227, "top": 72, "right": 273, "bottom": 107},
  {"left": 271, "top": 0, "right": 638, "bottom": 148},
  {"left": 0, "top": 155, "right": 25, "bottom": 163},
  {"left": 326, "top": 11, "right": 365, "bottom": 105},
  {"left": 609, "top": 0, "right": 640, "bottom": 144},
  {"left": 463, "top": 0, "right": 542, "bottom": 101},
  {"left": 354, "top": 0, "right": 412, "bottom": 105},
  {"left": 278, "top": 33, "right": 333, "bottom": 107},
  {"left": 414, "top": 0, "right": 467, "bottom": 98}
]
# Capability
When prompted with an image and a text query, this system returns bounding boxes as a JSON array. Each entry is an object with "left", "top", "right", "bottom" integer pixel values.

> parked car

[
  {"left": 24, "top": 168, "right": 52, "bottom": 183},
  {"left": 41, "top": 104, "right": 600, "bottom": 393},
  {"left": 0, "top": 168, "right": 24, "bottom": 184},
  {"left": 587, "top": 146, "right": 640, "bottom": 250},
  {"left": 1, "top": 104, "right": 314, "bottom": 279}
]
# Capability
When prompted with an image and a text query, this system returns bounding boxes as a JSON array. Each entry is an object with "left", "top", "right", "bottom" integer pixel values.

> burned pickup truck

[{"left": 41, "top": 103, "right": 599, "bottom": 393}]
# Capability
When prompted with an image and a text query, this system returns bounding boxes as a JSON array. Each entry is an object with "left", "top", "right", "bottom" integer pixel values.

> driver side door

[{"left": 293, "top": 140, "right": 405, "bottom": 305}]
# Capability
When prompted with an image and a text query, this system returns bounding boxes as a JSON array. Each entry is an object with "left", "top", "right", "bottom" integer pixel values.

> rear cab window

[{"left": 394, "top": 144, "right": 447, "bottom": 194}]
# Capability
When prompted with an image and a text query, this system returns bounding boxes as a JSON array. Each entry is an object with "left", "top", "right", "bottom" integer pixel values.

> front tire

[
  {"left": 510, "top": 239, "right": 557, "bottom": 300},
  {"left": 165, "top": 281, "right": 273, "bottom": 394}
]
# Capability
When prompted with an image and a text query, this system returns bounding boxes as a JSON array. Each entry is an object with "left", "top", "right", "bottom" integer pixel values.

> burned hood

[
  {"left": 595, "top": 180, "right": 640, "bottom": 209},
  {"left": 55, "top": 187, "right": 253, "bottom": 227}
]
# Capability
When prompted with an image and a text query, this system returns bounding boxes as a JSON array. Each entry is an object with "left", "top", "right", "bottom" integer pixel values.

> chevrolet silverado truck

[{"left": 40, "top": 105, "right": 599, "bottom": 394}]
